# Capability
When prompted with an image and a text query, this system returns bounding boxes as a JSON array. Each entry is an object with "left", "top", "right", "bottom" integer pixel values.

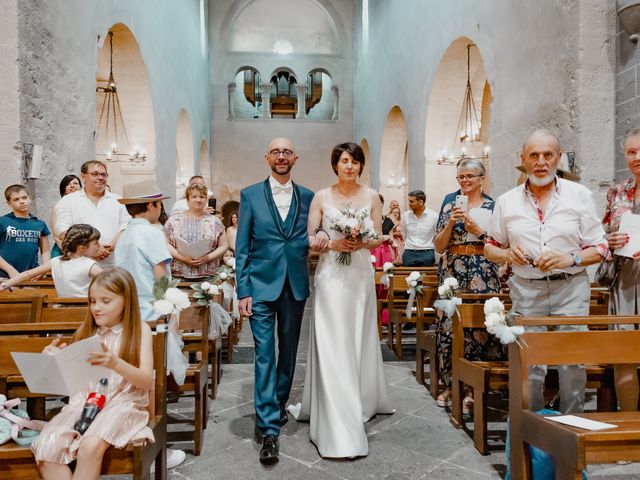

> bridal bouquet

[
  {"left": 433, "top": 276, "right": 462, "bottom": 320},
  {"left": 483, "top": 297, "right": 527, "bottom": 347},
  {"left": 328, "top": 205, "right": 379, "bottom": 266}
]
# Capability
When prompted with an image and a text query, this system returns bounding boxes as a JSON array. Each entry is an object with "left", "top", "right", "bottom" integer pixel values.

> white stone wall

[
  {"left": 11, "top": 0, "right": 211, "bottom": 217},
  {"left": 210, "top": 0, "right": 355, "bottom": 201},
  {"left": 354, "top": 0, "right": 616, "bottom": 212},
  {"left": 0, "top": 0, "right": 22, "bottom": 192}
]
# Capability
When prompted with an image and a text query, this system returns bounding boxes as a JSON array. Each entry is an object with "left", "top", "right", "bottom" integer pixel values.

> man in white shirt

[
  {"left": 54, "top": 160, "right": 129, "bottom": 267},
  {"left": 400, "top": 190, "right": 439, "bottom": 266},
  {"left": 484, "top": 129, "right": 608, "bottom": 414}
]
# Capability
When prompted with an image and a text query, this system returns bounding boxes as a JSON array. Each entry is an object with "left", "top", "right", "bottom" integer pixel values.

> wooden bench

[
  {"left": 0, "top": 295, "right": 45, "bottom": 324},
  {"left": 509, "top": 318, "right": 640, "bottom": 480},
  {"left": 167, "top": 303, "right": 209, "bottom": 455},
  {"left": 0, "top": 327, "right": 168, "bottom": 479},
  {"left": 386, "top": 272, "right": 438, "bottom": 359},
  {"left": 450, "top": 306, "right": 616, "bottom": 455}
]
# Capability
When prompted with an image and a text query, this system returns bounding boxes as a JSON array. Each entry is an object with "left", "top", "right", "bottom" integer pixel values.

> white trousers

[{"left": 508, "top": 271, "right": 590, "bottom": 413}]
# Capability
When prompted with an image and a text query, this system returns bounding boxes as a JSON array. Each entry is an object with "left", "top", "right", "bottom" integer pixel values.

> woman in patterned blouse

[
  {"left": 602, "top": 127, "right": 640, "bottom": 411},
  {"left": 431, "top": 158, "right": 506, "bottom": 413},
  {"left": 164, "top": 184, "right": 228, "bottom": 279}
]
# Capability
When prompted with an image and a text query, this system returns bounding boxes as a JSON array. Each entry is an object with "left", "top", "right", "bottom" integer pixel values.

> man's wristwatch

[{"left": 570, "top": 252, "right": 582, "bottom": 267}]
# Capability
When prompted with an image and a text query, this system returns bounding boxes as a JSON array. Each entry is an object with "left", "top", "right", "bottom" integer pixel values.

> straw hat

[
  {"left": 117, "top": 179, "right": 171, "bottom": 205},
  {"left": 515, "top": 152, "right": 580, "bottom": 182}
]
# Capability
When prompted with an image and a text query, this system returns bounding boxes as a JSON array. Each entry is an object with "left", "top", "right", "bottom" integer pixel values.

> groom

[{"left": 236, "top": 138, "right": 327, "bottom": 466}]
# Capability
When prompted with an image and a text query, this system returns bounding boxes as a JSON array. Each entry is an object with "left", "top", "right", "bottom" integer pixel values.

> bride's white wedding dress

[{"left": 289, "top": 188, "right": 394, "bottom": 458}]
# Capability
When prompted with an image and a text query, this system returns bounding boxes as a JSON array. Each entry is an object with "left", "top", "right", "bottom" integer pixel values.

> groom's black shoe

[
  {"left": 280, "top": 405, "right": 289, "bottom": 427},
  {"left": 259, "top": 435, "right": 279, "bottom": 466}
]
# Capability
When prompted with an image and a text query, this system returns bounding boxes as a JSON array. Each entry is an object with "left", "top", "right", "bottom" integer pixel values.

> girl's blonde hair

[{"left": 72, "top": 267, "right": 142, "bottom": 366}]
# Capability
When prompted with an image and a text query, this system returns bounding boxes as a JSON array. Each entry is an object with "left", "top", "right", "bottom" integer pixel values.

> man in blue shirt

[{"left": 0, "top": 185, "right": 50, "bottom": 278}]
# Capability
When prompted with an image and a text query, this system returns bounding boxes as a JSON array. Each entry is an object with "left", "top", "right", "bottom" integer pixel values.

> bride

[{"left": 289, "top": 142, "right": 394, "bottom": 458}]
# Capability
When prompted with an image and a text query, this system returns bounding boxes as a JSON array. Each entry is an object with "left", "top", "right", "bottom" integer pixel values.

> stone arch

[
  {"left": 359, "top": 138, "right": 371, "bottom": 188},
  {"left": 222, "top": 0, "right": 344, "bottom": 54},
  {"left": 199, "top": 138, "right": 211, "bottom": 187},
  {"left": 95, "top": 23, "right": 156, "bottom": 195},
  {"left": 379, "top": 106, "right": 409, "bottom": 210},
  {"left": 306, "top": 67, "right": 334, "bottom": 119},
  {"left": 176, "top": 108, "right": 195, "bottom": 198},
  {"left": 424, "top": 37, "right": 492, "bottom": 206},
  {"left": 232, "top": 66, "right": 261, "bottom": 118}
]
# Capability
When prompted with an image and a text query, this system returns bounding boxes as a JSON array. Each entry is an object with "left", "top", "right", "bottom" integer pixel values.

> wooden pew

[
  {"left": 509, "top": 317, "right": 640, "bottom": 480},
  {"left": 451, "top": 309, "right": 620, "bottom": 455},
  {"left": 386, "top": 271, "right": 438, "bottom": 359},
  {"left": 167, "top": 303, "right": 209, "bottom": 455},
  {"left": 0, "top": 295, "right": 45, "bottom": 323},
  {"left": 0, "top": 327, "right": 168, "bottom": 479}
]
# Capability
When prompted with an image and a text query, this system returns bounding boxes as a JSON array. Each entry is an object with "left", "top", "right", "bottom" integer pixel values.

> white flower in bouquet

[
  {"left": 345, "top": 217, "right": 359, "bottom": 229},
  {"left": 348, "top": 208, "right": 356, "bottom": 216},
  {"left": 484, "top": 312, "right": 503, "bottom": 334},
  {"left": 200, "top": 281, "right": 211, "bottom": 292},
  {"left": 219, "top": 272, "right": 228, "bottom": 281},
  {"left": 371, "top": 255, "right": 377, "bottom": 264},
  {"left": 153, "top": 299, "right": 175, "bottom": 315},
  {"left": 382, "top": 262, "right": 394, "bottom": 273},
  {"left": 437, "top": 285, "right": 446, "bottom": 296},
  {"left": 225, "top": 257, "right": 236, "bottom": 270},
  {"left": 408, "top": 271, "right": 422, "bottom": 281},
  {"left": 409, "top": 280, "right": 418, "bottom": 287},
  {"left": 165, "top": 287, "right": 190, "bottom": 310},
  {"left": 443, "top": 277, "right": 459, "bottom": 290},
  {"left": 208, "top": 284, "right": 220, "bottom": 295},
  {"left": 484, "top": 297, "right": 504, "bottom": 316}
]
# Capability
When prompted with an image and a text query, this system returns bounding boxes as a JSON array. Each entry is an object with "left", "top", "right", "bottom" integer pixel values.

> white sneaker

[{"left": 150, "top": 449, "right": 186, "bottom": 473}]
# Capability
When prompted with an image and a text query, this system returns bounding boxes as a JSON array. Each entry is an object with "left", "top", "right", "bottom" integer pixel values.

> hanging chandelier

[
  {"left": 437, "top": 44, "right": 490, "bottom": 165},
  {"left": 94, "top": 31, "right": 147, "bottom": 164}
]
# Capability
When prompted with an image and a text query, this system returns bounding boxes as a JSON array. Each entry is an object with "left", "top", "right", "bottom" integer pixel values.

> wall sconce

[
  {"left": 21, "top": 143, "right": 43, "bottom": 180},
  {"left": 618, "top": 0, "right": 640, "bottom": 43}
]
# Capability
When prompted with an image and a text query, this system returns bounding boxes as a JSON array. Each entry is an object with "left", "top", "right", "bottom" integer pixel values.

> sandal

[
  {"left": 436, "top": 390, "right": 452, "bottom": 408},
  {"left": 462, "top": 396, "right": 474, "bottom": 416}
]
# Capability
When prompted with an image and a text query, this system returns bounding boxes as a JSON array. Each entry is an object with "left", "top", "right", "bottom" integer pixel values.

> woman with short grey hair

[
  {"left": 602, "top": 127, "right": 640, "bottom": 411},
  {"left": 431, "top": 158, "right": 505, "bottom": 414}
]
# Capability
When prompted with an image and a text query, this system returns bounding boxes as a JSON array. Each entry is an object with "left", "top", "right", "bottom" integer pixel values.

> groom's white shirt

[{"left": 269, "top": 175, "right": 293, "bottom": 221}]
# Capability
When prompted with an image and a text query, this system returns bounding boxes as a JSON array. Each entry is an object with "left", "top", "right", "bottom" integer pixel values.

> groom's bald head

[{"left": 265, "top": 137, "right": 298, "bottom": 178}]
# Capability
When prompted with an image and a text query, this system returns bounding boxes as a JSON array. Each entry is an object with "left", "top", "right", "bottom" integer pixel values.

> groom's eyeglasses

[{"left": 268, "top": 149, "right": 295, "bottom": 159}]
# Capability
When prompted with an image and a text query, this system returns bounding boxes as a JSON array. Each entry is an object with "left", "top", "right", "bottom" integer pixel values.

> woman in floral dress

[{"left": 432, "top": 158, "right": 506, "bottom": 413}]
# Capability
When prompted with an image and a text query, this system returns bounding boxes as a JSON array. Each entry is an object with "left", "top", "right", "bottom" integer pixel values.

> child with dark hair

[
  {"left": 0, "top": 223, "right": 102, "bottom": 297},
  {"left": 0, "top": 184, "right": 51, "bottom": 278}
]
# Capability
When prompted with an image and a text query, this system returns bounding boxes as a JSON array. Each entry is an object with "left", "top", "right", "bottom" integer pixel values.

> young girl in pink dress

[{"left": 31, "top": 267, "right": 154, "bottom": 480}]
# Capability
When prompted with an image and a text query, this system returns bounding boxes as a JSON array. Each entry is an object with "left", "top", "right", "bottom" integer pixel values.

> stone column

[
  {"left": 227, "top": 82, "right": 236, "bottom": 119},
  {"left": 260, "top": 83, "right": 272, "bottom": 118},
  {"left": 295, "top": 84, "right": 307, "bottom": 119},
  {"left": 331, "top": 85, "right": 339, "bottom": 120}
]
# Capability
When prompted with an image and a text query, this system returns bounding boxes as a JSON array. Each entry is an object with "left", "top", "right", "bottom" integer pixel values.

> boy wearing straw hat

[{"left": 114, "top": 179, "right": 172, "bottom": 322}]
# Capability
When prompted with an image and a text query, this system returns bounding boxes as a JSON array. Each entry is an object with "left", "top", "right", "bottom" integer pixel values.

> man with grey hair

[{"left": 484, "top": 129, "right": 608, "bottom": 413}]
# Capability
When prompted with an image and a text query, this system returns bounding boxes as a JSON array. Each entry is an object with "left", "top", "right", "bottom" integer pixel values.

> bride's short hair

[{"left": 331, "top": 142, "right": 365, "bottom": 176}]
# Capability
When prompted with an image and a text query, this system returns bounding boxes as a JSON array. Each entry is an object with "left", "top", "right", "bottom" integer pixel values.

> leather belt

[
  {"left": 447, "top": 243, "right": 485, "bottom": 256},
  {"left": 528, "top": 272, "right": 575, "bottom": 282}
]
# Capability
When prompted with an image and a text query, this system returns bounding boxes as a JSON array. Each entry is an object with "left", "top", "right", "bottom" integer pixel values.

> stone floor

[{"left": 153, "top": 306, "right": 640, "bottom": 480}]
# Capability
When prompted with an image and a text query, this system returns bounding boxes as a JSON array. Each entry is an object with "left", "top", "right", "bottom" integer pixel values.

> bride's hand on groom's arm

[{"left": 309, "top": 234, "right": 329, "bottom": 252}]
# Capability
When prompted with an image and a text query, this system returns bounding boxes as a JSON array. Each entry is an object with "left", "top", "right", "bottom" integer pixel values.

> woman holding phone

[{"left": 431, "top": 158, "right": 505, "bottom": 413}]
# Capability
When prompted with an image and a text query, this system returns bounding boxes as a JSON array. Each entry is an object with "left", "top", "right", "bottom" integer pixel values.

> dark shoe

[
  {"left": 254, "top": 424, "right": 263, "bottom": 443},
  {"left": 259, "top": 435, "right": 279, "bottom": 466},
  {"left": 280, "top": 405, "right": 289, "bottom": 427}
]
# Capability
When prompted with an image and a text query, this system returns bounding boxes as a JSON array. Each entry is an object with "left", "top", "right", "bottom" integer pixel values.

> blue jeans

[{"left": 402, "top": 249, "right": 435, "bottom": 267}]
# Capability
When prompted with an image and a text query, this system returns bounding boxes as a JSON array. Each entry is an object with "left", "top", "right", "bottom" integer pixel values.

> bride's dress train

[{"left": 289, "top": 199, "right": 394, "bottom": 458}]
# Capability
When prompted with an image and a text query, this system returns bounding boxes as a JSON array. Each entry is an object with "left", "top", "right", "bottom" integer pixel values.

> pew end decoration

[
  {"left": 190, "top": 281, "right": 220, "bottom": 307},
  {"left": 404, "top": 271, "right": 426, "bottom": 318},
  {"left": 483, "top": 297, "right": 527, "bottom": 348},
  {"left": 380, "top": 261, "right": 394, "bottom": 288},
  {"left": 433, "top": 276, "right": 462, "bottom": 320}
]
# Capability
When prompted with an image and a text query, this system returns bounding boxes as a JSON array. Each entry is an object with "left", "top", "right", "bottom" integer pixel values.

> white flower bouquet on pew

[
  {"left": 483, "top": 297, "right": 527, "bottom": 348},
  {"left": 404, "top": 271, "right": 426, "bottom": 318},
  {"left": 433, "top": 276, "right": 462, "bottom": 321},
  {"left": 379, "top": 261, "right": 394, "bottom": 288}
]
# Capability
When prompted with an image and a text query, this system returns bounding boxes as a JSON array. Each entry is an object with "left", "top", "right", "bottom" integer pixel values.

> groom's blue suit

[{"left": 235, "top": 178, "right": 314, "bottom": 437}]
